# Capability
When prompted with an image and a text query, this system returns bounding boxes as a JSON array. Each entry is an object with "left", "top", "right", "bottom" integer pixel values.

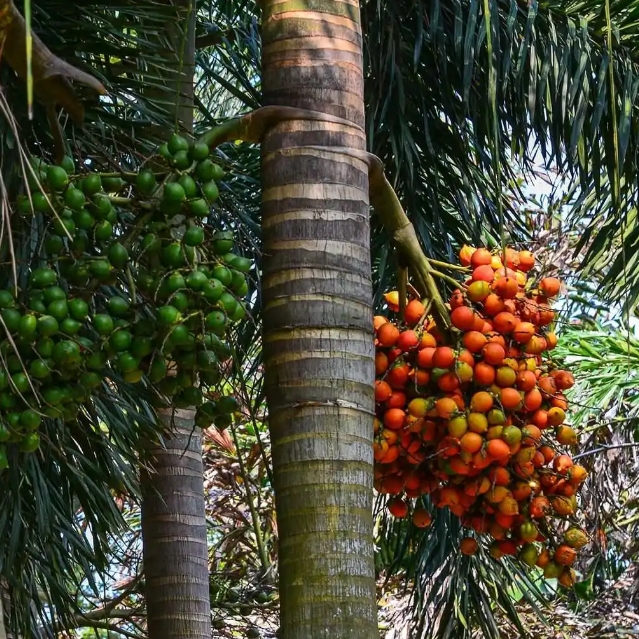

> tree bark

[
  {"left": 139, "top": 2, "right": 211, "bottom": 638},
  {"left": 141, "top": 410, "right": 211, "bottom": 639},
  {"left": 260, "top": 2, "right": 377, "bottom": 638}
]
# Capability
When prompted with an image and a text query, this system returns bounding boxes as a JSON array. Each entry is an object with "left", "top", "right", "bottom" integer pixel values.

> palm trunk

[
  {"left": 139, "top": 2, "right": 211, "bottom": 638},
  {"left": 260, "top": 2, "right": 377, "bottom": 638},
  {"left": 141, "top": 410, "right": 211, "bottom": 639}
]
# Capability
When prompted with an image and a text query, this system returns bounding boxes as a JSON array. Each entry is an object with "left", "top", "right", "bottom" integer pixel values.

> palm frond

[
  {"left": 363, "top": 0, "right": 639, "bottom": 309},
  {"left": 0, "top": 381, "right": 158, "bottom": 636},
  {"left": 375, "top": 495, "right": 550, "bottom": 639}
]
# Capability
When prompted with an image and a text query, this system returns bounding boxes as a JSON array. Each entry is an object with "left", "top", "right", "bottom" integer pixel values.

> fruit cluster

[
  {"left": 0, "top": 135, "right": 250, "bottom": 463},
  {"left": 374, "top": 246, "right": 587, "bottom": 586}
]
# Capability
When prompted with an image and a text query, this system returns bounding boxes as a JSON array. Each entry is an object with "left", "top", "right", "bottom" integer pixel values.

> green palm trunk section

[
  {"left": 261, "top": 1, "right": 378, "bottom": 637},
  {"left": 141, "top": 410, "right": 211, "bottom": 639}
]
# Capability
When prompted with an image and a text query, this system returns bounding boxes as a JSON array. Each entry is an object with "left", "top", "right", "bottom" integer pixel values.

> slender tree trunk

[
  {"left": 260, "top": 2, "right": 377, "bottom": 638},
  {"left": 140, "top": 3, "right": 211, "bottom": 638},
  {"left": 141, "top": 410, "right": 211, "bottom": 639}
]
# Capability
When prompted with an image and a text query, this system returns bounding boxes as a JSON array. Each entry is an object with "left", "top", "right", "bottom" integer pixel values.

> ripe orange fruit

[
  {"left": 553, "top": 454, "right": 573, "bottom": 474},
  {"left": 536, "top": 548, "right": 551, "bottom": 568},
  {"left": 460, "top": 431, "right": 483, "bottom": 454},
  {"left": 538, "top": 375, "right": 557, "bottom": 397},
  {"left": 386, "top": 390, "right": 407, "bottom": 409},
  {"left": 550, "top": 495, "right": 576, "bottom": 516},
  {"left": 436, "top": 397, "right": 458, "bottom": 419},
  {"left": 483, "top": 293, "right": 505, "bottom": 316},
  {"left": 462, "top": 330, "right": 487, "bottom": 353},
  {"left": 377, "top": 322, "right": 400, "bottom": 347},
  {"left": 412, "top": 508, "right": 432, "bottom": 528},
  {"left": 518, "top": 250, "right": 535, "bottom": 272},
  {"left": 388, "top": 497, "right": 409, "bottom": 518},
  {"left": 522, "top": 424, "right": 542, "bottom": 445},
  {"left": 374, "top": 380, "right": 392, "bottom": 402},
  {"left": 529, "top": 496, "right": 550, "bottom": 518},
  {"left": 492, "top": 312, "right": 518, "bottom": 333},
  {"left": 568, "top": 464, "right": 588, "bottom": 485},
  {"left": 538, "top": 445, "right": 555, "bottom": 464},
  {"left": 516, "top": 370, "right": 537, "bottom": 392},
  {"left": 545, "top": 332, "right": 558, "bottom": 349},
  {"left": 375, "top": 351, "right": 389, "bottom": 375},
  {"left": 459, "top": 245, "right": 475, "bottom": 266},
  {"left": 554, "top": 370, "right": 575, "bottom": 390},
  {"left": 437, "top": 371, "right": 460, "bottom": 392},
  {"left": 470, "top": 391, "right": 493, "bottom": 413},
  {"left": 558, "top": 568, "right": 577, "bottom": 588},
  {"left": 524, "top": 335, "right": 548, "bottom": 355},
  {"left": 512, "top": 321, "right": 536, "bottom": 343},
  {"left": 460, "top": 537, "right": 479, "bottom": 555},
  {"left": 472, "top": 264, "right": 495, "bottom": 283},
  {"left": 551, "top": 393, "right": 568, "bottom": 411},
  {"left": 531, "top": 409, "right": 549, "bottom": 429},
  {"left": 488, "top": 466, "right": 511, "bottom": 486},
  {"left": 471, "top": 248, "right": 492, "bottom": 268},
  {"left": 414, "top": 368, "right": 430, "bottom": 386},
  {"left": 403, "top": 299, "right": 426, "bottom": 326},
  {"left": 486, "top": 438, "right": 510, "bottom": 460},
  {"left": 500, "top": 387, "right": 523, "bottom": 410},
  {"left": 482, "top": 342, "right": 506, "bottom": 366},
  {"left": 474, "top": 361, "right": 496, "bottom": 386},
  {"left": 374, "top": 315, "right": 387, "bottom": 330},
  {"left": 540, "top": 277, "right": 561, "bottom": 297},
  {"left": 451, "top": 306, "right": 477, "bottom": 331},
  {"left": 492, "top": 276, "right": 518, "bottom": 299},
  {"left": 537, "top": 304, "right": 555, "bottom": 326},
  {"left": 523, "top": 388, "right": 542, "bottom": 412},
  {"left": 396, "top": 329, "right": 419, "bottom": 352},
  {"left": 450, "top": 289, "right": 465, "bottom": 308},
  {"left": 383, "top": 408, "right": 406, "bottom": 430},
  {"left": 433, "top": 346, "right": 456, "bottom": 369},
  {"left": 554, "top": 544, "right": 577, "bottom": 566},
  {"left": 417, "top": 346, "right": 435, "bottom": 368},
  {"left": 386, "top": 363, "right": 409, "bottom": 389}
]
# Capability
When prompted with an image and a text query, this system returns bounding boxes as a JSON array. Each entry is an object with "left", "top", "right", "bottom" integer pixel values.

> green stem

[
  {"left": 427, "top": 258, "right": 469, "bottom": 273},
  {"left": 429, "top": 269, "right": 464, "bottom": 289},
  {"left": 229, "top": 420, "right": 270, "bottom": 575},
  {"left": 108, "top": 196, "right": 132, "bottom": 207},
  {"left": 126, "top": 266, "right": 137, "bottom": 305}
]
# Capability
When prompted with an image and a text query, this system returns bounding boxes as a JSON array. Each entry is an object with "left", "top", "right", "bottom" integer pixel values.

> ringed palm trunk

[
  {"left": 140, "top": 2, "right": 210, "bottom": 638},
  {"left": 260, "top": 2, "right": 377, "bottom": 638}
]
